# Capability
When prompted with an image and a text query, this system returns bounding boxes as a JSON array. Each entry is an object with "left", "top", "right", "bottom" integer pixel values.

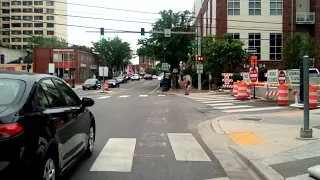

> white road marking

[
  {"left": 96, "top": 96, "right": 110, "bottom": 99},
  {"left": 167, "top": 133, "right": 211, "bottom": 161},
  {"left": 189, "top": 97, "right": 235, "bottom": 100},
  {"left": 223, "top": 106, "right": 286, "bottom": 113},
  {"left": 150, "top": 85, "right": 160, "bottom": 94},
  {"left": 204, "top": 178, "right": 230, "bottom": 180},
  {"left": 158, "top": 94, "right": 166, "bottom": 97},
  {"left": 286, "top": 173, "right": 313, "bottom": 180},
  {"left": 139, "top": 95, "right": 148, "bottom": 97},
  {"left": 214, "top": 105, "right": 253, "bottom": 109},
  {"left": 206, "top": 103, "right": 234, "bottom": 107},
  {"left": 90, "top": 138, "right": 136, "bottom": 172},
  {"left": 196, "top": 100, "right": 238, "bottom": 103},
  {"left": 118, "top": 95, "right": 130, "bottom": 98}
]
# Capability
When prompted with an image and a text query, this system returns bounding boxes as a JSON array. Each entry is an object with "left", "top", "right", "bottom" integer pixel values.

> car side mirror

[{"left": 81, "top": 97, "right": 94, "bottom": 107}]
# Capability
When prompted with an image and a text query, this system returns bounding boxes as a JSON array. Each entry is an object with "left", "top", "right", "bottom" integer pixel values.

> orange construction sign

[{"left": 250, "top": 56, "right": 257, "bottom": 65}]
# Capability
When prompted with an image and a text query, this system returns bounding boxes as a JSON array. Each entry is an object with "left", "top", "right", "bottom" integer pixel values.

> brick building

[
  {"left": 139, "top": 55, "right": 156, "bottom": 73},
  {"left": 193, "top": 0, "right": 320, "bottom": 71},
  {"left": 32, "top": 48, "right": 99, "bottom": 84}
]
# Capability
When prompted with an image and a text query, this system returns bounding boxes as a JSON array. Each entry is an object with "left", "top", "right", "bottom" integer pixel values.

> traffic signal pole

[{"left": 197, "top": 36, "right": 201, "bottom": 91}]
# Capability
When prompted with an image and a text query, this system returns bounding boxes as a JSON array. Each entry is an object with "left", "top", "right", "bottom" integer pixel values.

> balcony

[{"left": 296, "top": 12, "right": 315, "bottom": 24}]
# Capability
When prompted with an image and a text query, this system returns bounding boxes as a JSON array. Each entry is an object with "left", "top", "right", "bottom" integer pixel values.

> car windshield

[
  {"left": 116, "top": 77, "right": 123, "bottom": 80},
  {"left": 0, "top": 79, "right": 25, "bottom": 105},
  {"left": 84, "top": 79, "right": 96, "bottom": 84},
  {"left": 109, "top": 80, "right": 116, "bottom": 82}
]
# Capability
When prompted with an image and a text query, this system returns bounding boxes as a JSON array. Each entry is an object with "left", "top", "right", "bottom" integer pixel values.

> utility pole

[{"left": 197, "top": 36, "right": 201, "bottom": 90}]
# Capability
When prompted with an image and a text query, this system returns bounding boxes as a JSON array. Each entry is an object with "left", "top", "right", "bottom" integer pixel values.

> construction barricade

[
  {"left": 277, "top": 84, "right": 289, "bottom": 105},
  {"left": 309, "top": 85, "right": 318, "bottom": 109},
  {"left": 237, "top": 82, "right": 248, "bottom": 100},
  {"left": 104, "top": 81, "right": 109, "bottom": 91}
]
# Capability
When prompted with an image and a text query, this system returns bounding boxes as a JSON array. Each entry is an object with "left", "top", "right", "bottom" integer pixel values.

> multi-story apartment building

[
  {"left": 0, "top": 0, "right": 67, "bottom": 50},
  {"left": 193, "top": 0, "right": 320, "bottom": 70}
]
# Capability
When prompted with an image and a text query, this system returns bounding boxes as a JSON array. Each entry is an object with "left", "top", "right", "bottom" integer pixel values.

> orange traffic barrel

[
  {"left": 309, "top": 85, "right": 318, "bottom": 109},
  {"left": 104, "top": 81, "right": 109, "bottom": 91},
  {"left": 237, "top": 82, "right": 247, "bottom": 100},
  {"left": 277, "top": 84, "right": 289, "bottom": 105},
  {"left": 247, "top": 84, "right": 252, "bottom": 98},
  {"left": 232, "top": 81, "right": 238, "bottom": 96}
]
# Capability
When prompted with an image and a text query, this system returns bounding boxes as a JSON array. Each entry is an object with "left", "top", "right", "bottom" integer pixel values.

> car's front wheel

[{"left": 84, "top": 125, "right": 95, "bottom": 158}]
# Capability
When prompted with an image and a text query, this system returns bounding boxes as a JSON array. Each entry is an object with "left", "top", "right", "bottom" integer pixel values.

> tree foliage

[
  {"left": 202, "top": 35, "right": 250, "bottom": 75},
  {"left": 28, "top": 36, "right": 68, "bottom": 48},
  {"left": 137, "top": 10, "right": 194, "bottom": 69},
  {"left": 283, "top": 34, "right": 316, "bottom": 69},
  {"left": 92, "top": 36, "right": 132, "bottom": 77}
]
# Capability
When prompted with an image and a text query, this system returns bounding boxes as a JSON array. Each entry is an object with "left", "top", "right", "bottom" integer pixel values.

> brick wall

[
  {"left": 282, "top": 0, "right": 296, "bottom": 66},
  {"left": 311, "top": 0, "right": 320, "bottom": 69},
  {"left": 216, "top": 0, "right": 227, "bottom": 38},
  {"left": 33, "top": 48, "right": 52, "bottom": 74}
]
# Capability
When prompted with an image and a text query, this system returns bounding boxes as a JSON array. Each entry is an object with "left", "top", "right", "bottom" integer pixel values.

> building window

[
  {"left": 270, "top": 0, "right": 282, "bottom": 15},
  {"left": 228, "top": 33, "right": 240, "bottom": 39},
  {"left": 2, "top": 24, "right": 10, "bottom": 28},
  {"left": 46, "top": 1, "right": 54, "bottom": 6},
  {"left": 2, "top": 38, "right": 10, "bottom": 43},
  {"left": 269, "top": 33, "right": 282, "bottom": 60},
  {"left": 249, "top": 0, "right": 261, "bottom": 15},
  {"left": 23, "top": 38, "right": 31, "bottom": 42},
  {"left": 2, "top": 9, "right": 10, "bottom": 14},
  {"left": 34, "top": 23, "right": 43, "bottom": 27},
  {"left": 12, "top": 31, "right": 21, "bottom": 35},
  {"left": 23, "top": 30, "right": 33, "bottom": 35},
  {"left": 34, "top": 1, "right": 43, "bottom": 5},
  {"left": 47, "top": 23, "right": 54, "bottom": 28},
  {"left": 47, "top": 9, "right": 54, "bottom": 14},
  {"left": 11, "top": 16, "right": 22, "bottom": 20},
  {"left": 34, "top": 30, "right": 43, "bottom": 35},
  {"left": 12, "top": 45, "right": 22, "bottom": 49},
  {"left": 1, "top": 17, "right": 10, "bottom": 21},
  {"left": 248, "top": 33, "right": 261, "bottom": 60},
  {"left": 23, "top": 16, "right": 33, "bottom": 20},
  {"left": 23, "top": 8, "right": 33, "bottom": 12},
  {"left": 47, "top": 31, "right": 54, "bottom": 35},
  {"left": 23, "top": 1, "right": 33, "bottom": 5},
  {"left": 11, "top": 8, "right": 22, "bottom": 13},
  {"left": 34, "top": 16, "right": 43, "bottom": 20},
  {"left": 12, "top": 38, "right": 22, "bottom": 42},
  {"left": 2, "top": 31, "right": 10, "bottom": 35},
  {"left": 11, "top": 1, "right": 22, "bottom": 5},
  {"left": 47, "top": 16, "right": 54, "bottom": 20},
  {"left": 11, "top": 23, "right": 21, "bottom": 28},
  {"left": 2, "top": 2, "right": 10, "bottom": 6},
  {"left": 34, "top": 8, "right": 43, "bottom": 13},
  {"left": 227, "top": 0, "right": 240, "bottom": 15},
  {"left": 23, "top": 23, "right": 33, "bottom": 27}
]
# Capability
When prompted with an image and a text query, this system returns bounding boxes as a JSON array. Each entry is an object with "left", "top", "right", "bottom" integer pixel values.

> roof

[{"left": 0, "top": 71, "right": 55, "bottom": 82}]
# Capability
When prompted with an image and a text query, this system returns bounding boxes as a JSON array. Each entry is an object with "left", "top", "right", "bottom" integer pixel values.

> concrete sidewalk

[{"left": 212, "top": 110, "right": 320, "bottom": 179}]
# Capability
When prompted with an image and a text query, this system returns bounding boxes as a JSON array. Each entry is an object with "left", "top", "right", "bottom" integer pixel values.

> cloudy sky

[{"left": 66, "top": 0, "right": 195, "bottom": 64}]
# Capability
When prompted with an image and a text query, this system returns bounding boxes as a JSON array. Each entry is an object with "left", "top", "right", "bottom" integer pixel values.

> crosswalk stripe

[
  {"left": 205, "top": 178, "right": 230, "bottom": 180},
  {"left": 158, "top": 94, "right": 166, "bottom": 96},
  {"left": 118, "top": 95, "right": 130, "bottom": 98},
  {"left": 189, "top": 97, "right": 235, "bottom": 100},
  {"left": 214, "top": 105, "right": 253, "bottom": 109},
  {"left": 90, "top": 138, "right": 136, "bottom": 172},
  {"left": 167, "top": 133, "right": 211, "bottom": 161},
  {"left": 206, "top": 103, "right": 234, "bottom": 107},
  {"left": 96, "top": 96, "right": 110, "bottom": 99},
  {"left": 196, "top": 100, "right": 238, "bottom": 103},
  {"left": 139, "top": 95, "right": 148, "bottom": 97},
  {"left": 223, "top": 106, "right": 286, "bottom": 113},
  {"left": 286, "top": 173, "right": 312, "bottom": 180}
]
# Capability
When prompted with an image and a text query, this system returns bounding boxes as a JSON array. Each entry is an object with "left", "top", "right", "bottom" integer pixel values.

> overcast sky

[{"left": 66, "top": 0, "right": 195, "bottom": 64}]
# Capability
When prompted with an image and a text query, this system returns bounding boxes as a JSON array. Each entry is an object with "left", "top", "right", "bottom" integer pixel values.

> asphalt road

[{"left": 64, "top": 79, "right": 228, "bottom": 180}]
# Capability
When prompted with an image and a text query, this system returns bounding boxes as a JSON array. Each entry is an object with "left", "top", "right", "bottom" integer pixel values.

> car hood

[
  {"left": 0, "top": 106, "right": 8, "bottom": 114},
  {"left": 108, "top": 81, "right": 116, "bottom": 83}
]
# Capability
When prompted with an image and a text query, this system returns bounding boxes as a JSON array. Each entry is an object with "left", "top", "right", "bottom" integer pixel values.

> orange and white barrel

[
  {"left": 237, "top": 82, "right": 247, "bottom": 100},
  {"left": 277, "top": 84, "right": 289, "bottom": 105},
  {"left": 309, "top": 85, "right": 318, "bottom": 109},
  {"left": 232, "top": 82, "right": 238, "bottom": 96},
  {"left": 104, "top": 81, "right": 109, "bottom": 91}
]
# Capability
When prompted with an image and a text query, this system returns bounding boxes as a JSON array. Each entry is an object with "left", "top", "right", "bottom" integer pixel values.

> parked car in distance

[
  {"left": 108, "top": 79, "right": 120, "bottom": 88},
  {"left": 116, "top": 76, "right": 128, "bottom": 84},
  {"left": 0, "top": 71, "right": 96, "bottom": 180},
  {"left": 144, "top": 74, "right": 153, "bottom": 80},
  {"left": 131, "top": 74, "right": 140, "bottom": 81},
  {"left": 152, "top": 75, "right": 157, "bottom": 79},
  {"left": 82, "top": 79, "right": 101, "bottom": 90}
]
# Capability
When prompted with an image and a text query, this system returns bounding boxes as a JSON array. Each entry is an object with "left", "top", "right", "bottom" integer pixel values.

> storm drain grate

[{"left": 238, "top": 118, "right": 262, "bottom": 121}]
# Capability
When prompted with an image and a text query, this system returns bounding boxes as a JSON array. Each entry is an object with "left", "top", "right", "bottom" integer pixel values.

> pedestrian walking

[{"left": 185, "top": 79, "right": 190, "bottom": 95}]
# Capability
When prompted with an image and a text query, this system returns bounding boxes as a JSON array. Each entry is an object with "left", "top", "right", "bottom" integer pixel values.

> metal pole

[
  {"left": 253, "top": 65, "right": 256, "bottom": 98},
  {"left": 300, "top": 55, "right": 312, "bottom": 138},
  {"left": 102, "top": 60, "right": 105, "bottom": 93},
  {"left": 197, "top": 36, "right": 201, "bottom": 91}
]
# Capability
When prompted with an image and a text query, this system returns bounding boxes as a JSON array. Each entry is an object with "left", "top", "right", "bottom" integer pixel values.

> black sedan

[
  {"left": 108, "top": 79, "right": 120, "bottom": 88},
  {"left": 82, "top": 78, "right": 101, "bottom": 90},
  {"left": 144, "top": 74, "right": 153, "bottom": 80},
  {"left": 0, "top": 71, "right": 96, "bottom": 180}
]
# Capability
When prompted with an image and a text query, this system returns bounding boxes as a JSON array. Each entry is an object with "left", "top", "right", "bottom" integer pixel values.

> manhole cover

[{"left": 238, "top": 118, "right": 262, "bottom": 121}]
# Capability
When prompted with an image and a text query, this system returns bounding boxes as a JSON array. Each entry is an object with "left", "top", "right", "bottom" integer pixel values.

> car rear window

[
  {"left": 85, "top": 79, "right": 96, "bottom": 83},
  {"left": 0, "top": 79, "right": 25, "bottom": 105}
]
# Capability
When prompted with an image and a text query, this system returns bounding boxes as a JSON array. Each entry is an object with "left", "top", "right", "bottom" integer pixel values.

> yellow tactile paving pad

[{"left": 228, "top": 132, "right": 263, "bottom": 145}]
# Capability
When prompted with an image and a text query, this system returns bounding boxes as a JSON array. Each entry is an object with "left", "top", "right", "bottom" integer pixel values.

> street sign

[
  {"left": 250, "top": 56, "right": 257, "bottom": 66},
  {"left": 48, "top": 63, "right": 55, "bottom": 74},
  {"left": 196, "top": 63, "right": 203, "bottom": 74},
  {"left": 242, "top": 72, "right": 250, "bottom": 83},
  {"left": 173, "top": 68, "right": 178, "bottom": 73},
  {"left": 267, "top": 69, "right": 278, "bottom": 84},
  {"left": 278, "top": 70, "right": 286, "bottom": 85},
  {"left": 287, "top": 69, "right": 300, "bottom": 84},
  {"left": 187, "top": 45, "right": 197, "bottom": 48},
  {"left": 164, "top": 29, "right": 171, "bottom": 37},
  {"left": 246, "top": 48, "right": 257, "bottom": 53},
  {"left": 249, "top": 67, "right": 258, "bottom": 82},
  {"left": 162, "top": 62, "right": 169, "bottom": 70}
]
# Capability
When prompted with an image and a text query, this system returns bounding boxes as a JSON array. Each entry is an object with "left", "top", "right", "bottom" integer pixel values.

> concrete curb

[{"left": 211, "top": 115, "right": 285, "bottom": 180}]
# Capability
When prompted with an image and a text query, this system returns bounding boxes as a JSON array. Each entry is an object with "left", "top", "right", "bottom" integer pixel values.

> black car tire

[
  {"left": 84, "top": 124, "right": 95, "bottom": 159},
  {"left": 83, "top": 88, "right": 86, "bottom": 90},
  {"left": 32, "top": 148, "right": 59, "bottom": 180}
]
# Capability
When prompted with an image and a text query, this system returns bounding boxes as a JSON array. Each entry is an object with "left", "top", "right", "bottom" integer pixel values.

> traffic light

[
  {"left": 27, "top": 63, "right": 31, "bottom": 72},
  {"left": 140, "top": 28, "right": 145, "bottom": 40},
  {"left": 100, "top": 28, "right": 104, "bottom": 39},
  {"left": 196, "top": 55, "right": 203, "bottom": 61}
]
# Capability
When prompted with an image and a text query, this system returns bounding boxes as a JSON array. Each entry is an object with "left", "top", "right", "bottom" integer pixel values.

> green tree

[
  {"left": 283, "top": 34, "right": 316, "bottom": 69},
  {"left": 145, "top": 68, "right": 159, "bottom": 75},
  {"left": 28, "top": 36, "right": 68, "bottom": 48},
  {"left": 92, "top": 36, "right": 132, "bottom": 77},
  {"left": 137, "top": 10, "right": 194, "bottom": 70},
  {"left": 202, "top": 35, "right": 249, "bottom": 75}
]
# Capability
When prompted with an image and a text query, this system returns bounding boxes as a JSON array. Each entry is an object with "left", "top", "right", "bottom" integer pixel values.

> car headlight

[{"left": 113, "top": 83, "right": 115, "bottom": 85}]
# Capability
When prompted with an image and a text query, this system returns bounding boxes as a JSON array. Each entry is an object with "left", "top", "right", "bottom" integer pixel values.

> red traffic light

[{"left": 197, "top": 56, "right": 203, "bottom": 61}]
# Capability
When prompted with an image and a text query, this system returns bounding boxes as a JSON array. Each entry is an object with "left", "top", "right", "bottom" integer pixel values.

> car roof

[{"left": 0, "top": 71, "right": 57, "bottom": 83}]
